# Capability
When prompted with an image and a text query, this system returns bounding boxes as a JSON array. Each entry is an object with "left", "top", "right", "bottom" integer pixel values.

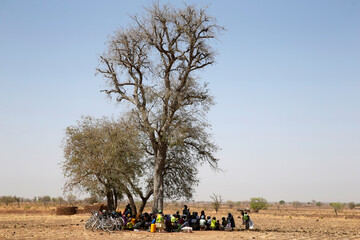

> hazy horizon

[{"left": 1, "top": 0, "right": 359, "bottom": 203}]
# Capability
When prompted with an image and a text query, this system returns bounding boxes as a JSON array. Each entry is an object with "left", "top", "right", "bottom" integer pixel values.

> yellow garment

[
  {"left": 126, "top": 222, "right": 133, "bottom": 229},
  {"left": 171, "top": 215, "right": 176, "bottom": 225},
  {"left": 210, "top": 219, "right": 216, "bottom": 229},
  {"left": 156, "top": 214, "right": 164, "bottom": 223}
]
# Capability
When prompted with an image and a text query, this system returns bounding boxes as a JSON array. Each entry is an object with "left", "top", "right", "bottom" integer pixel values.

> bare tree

[
  {"left": 210, "top": 193, "right": 223, "bottom": 213},
  {"left": 97, "top": 2, "right": 223, "bottom": 212}
]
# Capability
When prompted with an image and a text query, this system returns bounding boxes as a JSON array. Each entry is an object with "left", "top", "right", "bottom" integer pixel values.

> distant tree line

[
  {"left": 1, "top": 195, "right": 359, "bottom": 215},
  {"left": 0, "top": 195, "right": 101, "bottom": 207}
]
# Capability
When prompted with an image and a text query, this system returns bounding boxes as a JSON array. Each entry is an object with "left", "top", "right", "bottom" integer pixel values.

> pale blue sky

[{"left": 1, "top": 0, "right": 359, "bottom": 202}]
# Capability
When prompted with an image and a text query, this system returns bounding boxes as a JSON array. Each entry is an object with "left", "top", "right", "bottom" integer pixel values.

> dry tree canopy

[
  {"left": 97, "top": 2, "right": 223, "bottom": 212},
  {"left": 98, "top": 3, "right": 224, "bottom": 118}
]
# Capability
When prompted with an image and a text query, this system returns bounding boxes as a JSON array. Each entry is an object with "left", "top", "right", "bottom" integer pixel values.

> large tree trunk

[
  {"left": 138, "top": 199, "right": 148, "bottom": 215},
  {"left": 152, "top": 148, "right": 166, "bottom": 213},
  {"left": 138, "top": 189, "right": 153, "bottom": 214},
  {"left": 113, "top": 188, "right": 118, "bottom": 210},
  {"left": 124, "top": 188, "right": 137, "bottom": 216},
  {"left": 106, "top": 189, "right": 115, "bottom": 212}
]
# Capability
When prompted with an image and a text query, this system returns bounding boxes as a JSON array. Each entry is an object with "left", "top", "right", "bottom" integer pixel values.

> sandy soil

[{"left": 1, "top": 206, "right": 359, "bottom": 239}]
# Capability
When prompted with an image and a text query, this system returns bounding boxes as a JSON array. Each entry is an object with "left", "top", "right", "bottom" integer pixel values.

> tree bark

[
  {"left": 138, "top": 201, "right": 147, "bottom": 215},
  {"left": 124, "top": 188, "right": 137, "bottom": 216},
  {"left": 138, "top": 189, "right": 153, "bottom": 214},
  {"left": 113, "top": 188, "right": 118, "bottom": 210},
  {"left": 106, "top": 189, "right": 115, "bottom": 212},
  {"left": 152, "top": 147, "right": 166, "bottom": 213}
]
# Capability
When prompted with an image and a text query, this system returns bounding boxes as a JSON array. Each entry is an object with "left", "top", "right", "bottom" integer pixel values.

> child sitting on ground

[
  {"left": 199, "top": 215, "right": 206, "bottom": 230},
  {"left": 215, "top": 220, "right": 220, "bottom": 230},
  {"left": 210, "top": 217, "right": 216, "bottom": 230},
  {"left": 221, "top": 217, "right": 227, "bottom": 230}
]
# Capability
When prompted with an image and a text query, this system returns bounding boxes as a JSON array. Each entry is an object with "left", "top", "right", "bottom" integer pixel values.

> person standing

[
  {"left": 227, "top": 212, "right": 235, "bottom": 230},
  {"left": 243, "top": 212, "right": 250, "bottom": 230},
  {"left": 200, "top": 210, "right": 206, "bottom": 220},
  {"left": 183, "top": 205, "right": 190, "bottom": 216}
]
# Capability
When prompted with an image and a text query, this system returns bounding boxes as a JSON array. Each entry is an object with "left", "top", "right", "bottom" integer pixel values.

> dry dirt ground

[{"left": 1, "top": 205, "right": 360, "bottom": 240}]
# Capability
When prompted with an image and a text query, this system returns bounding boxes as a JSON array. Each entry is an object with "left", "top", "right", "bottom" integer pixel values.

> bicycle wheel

[
  {"left": 84, "top": 214, "right": 96, "bottom": 230},
  {"left": 114, "top": 218, "right": 124, "bottom": 230},
  {"left": 101, "top": 218, "right": 115, "bottom": 232},
  {"left": 91, "top": 218, "right": 101, "bottom": 231}
]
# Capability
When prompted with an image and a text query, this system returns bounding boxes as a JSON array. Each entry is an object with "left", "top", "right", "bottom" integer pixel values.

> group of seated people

[{"left": 118, "top": 204, "right": 237, "bottom": 232}]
